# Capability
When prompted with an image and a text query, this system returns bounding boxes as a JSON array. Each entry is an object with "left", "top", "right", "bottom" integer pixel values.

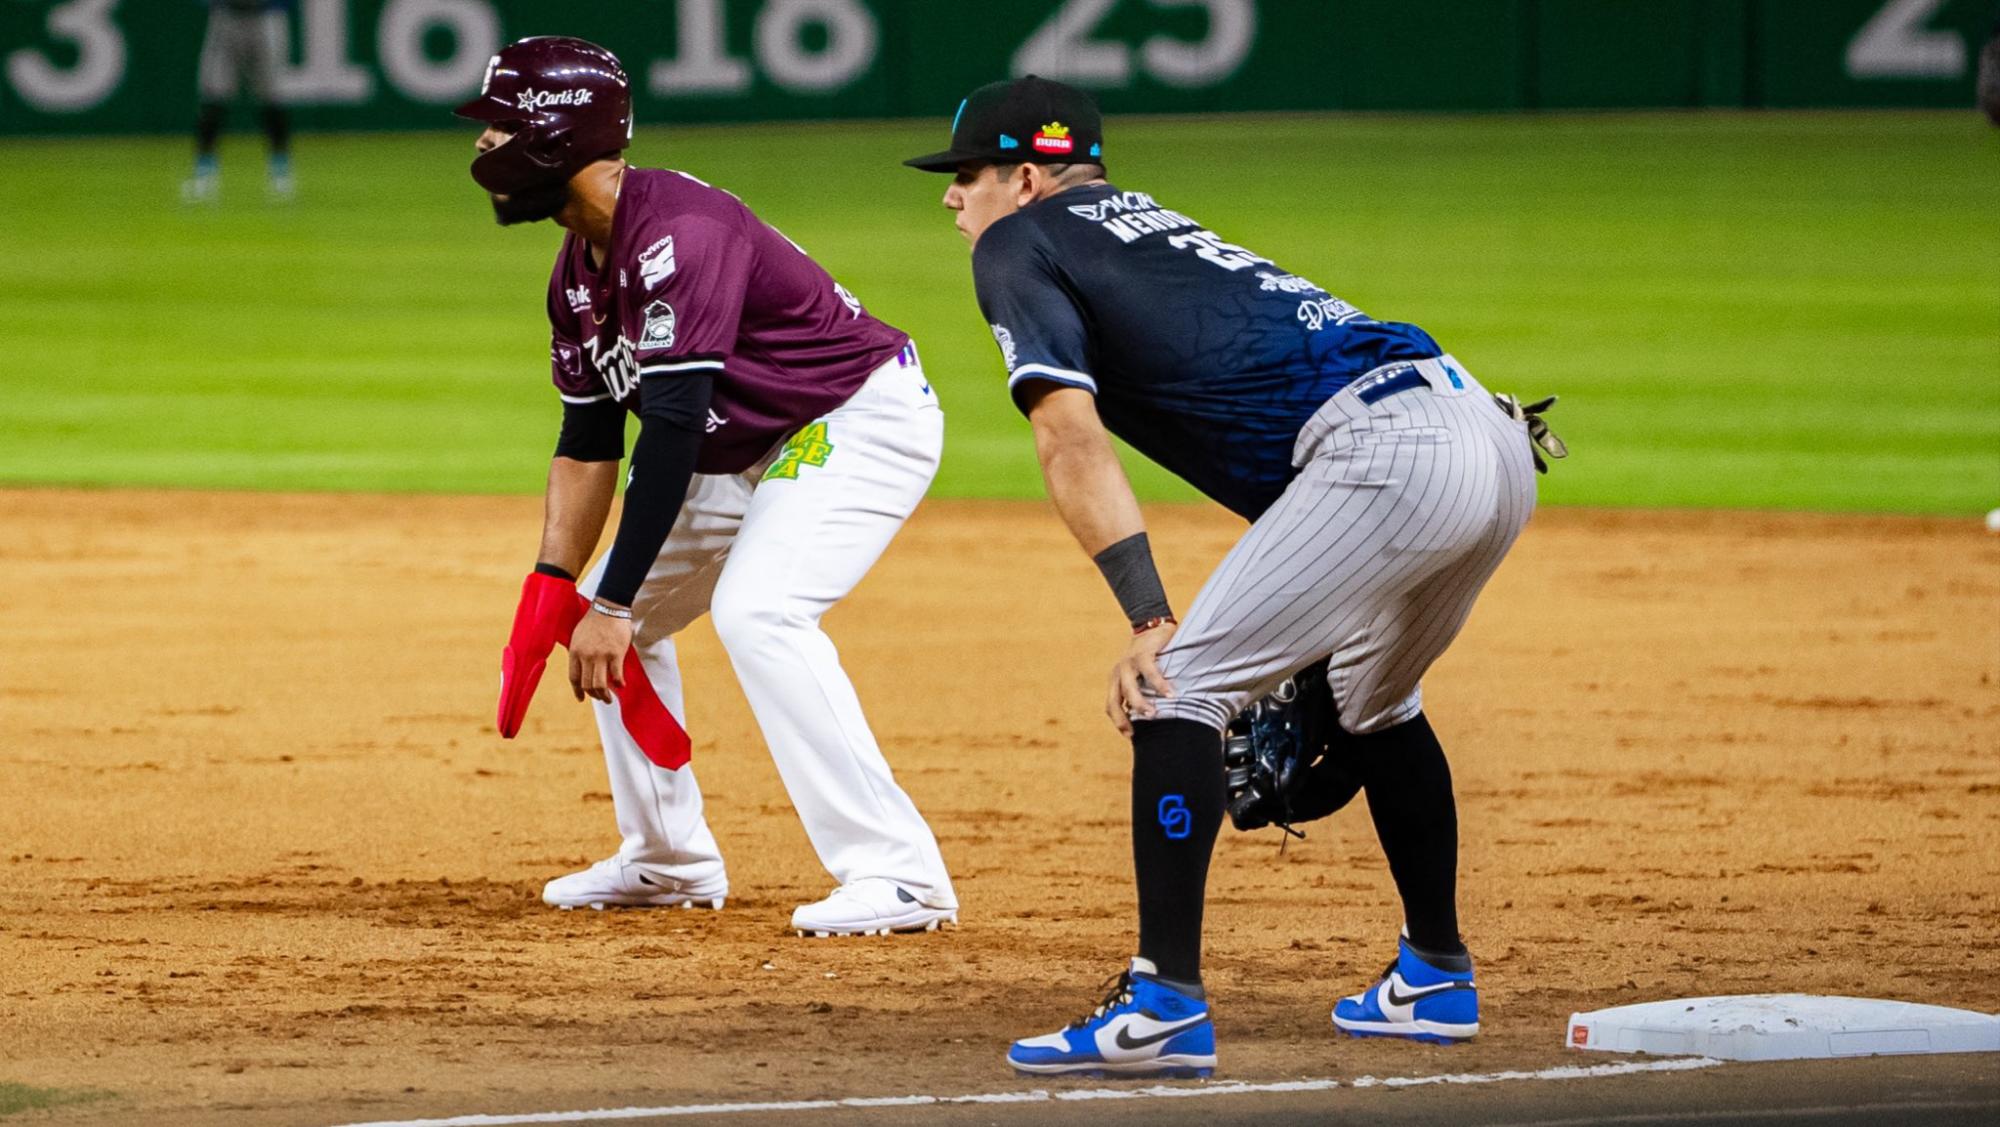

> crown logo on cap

[{"left": 1032, "top": 121, "right": 1075, "bottom": 155}]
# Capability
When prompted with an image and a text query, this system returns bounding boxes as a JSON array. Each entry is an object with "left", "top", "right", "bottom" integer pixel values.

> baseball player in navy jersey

[
  {"left": 906, "top": 77, "right": 1564, "bottom": 1075},
  {"left": 462, "top": 37, "right": 957, "bottom": 938}
]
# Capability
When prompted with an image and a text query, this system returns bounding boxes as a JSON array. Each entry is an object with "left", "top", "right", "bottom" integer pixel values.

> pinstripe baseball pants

[{"left": 1151, "top": 355, "right": 1537, "bottom": 735}]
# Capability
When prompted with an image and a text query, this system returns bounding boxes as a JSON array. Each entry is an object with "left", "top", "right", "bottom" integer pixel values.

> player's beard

[{"left": 489, "top": 182, "right": 569, "bottom": 227}]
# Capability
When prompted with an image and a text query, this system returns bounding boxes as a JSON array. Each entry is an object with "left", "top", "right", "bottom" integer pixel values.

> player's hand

[
  {"left": 1107, "top": 620, "right": 1177, "bottom": 736},
  {"left": 569, "top": 607, "right": 632, "bottom": 704}
]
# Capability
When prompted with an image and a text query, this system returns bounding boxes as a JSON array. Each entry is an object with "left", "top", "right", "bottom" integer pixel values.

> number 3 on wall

[
  {"left": 1846, "top": 0, "right": 1967, "bottom": 80},
  {"left": 1013, "top": 0, "right": 1258, "bottom": 89},
  {"left": 6, "top": 0, "right": 125, "bottom": 113}
]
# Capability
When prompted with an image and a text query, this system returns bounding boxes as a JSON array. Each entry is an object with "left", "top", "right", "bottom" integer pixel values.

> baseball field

[{"left": 1, "top": 112, "right": 1997, "bottom": 1125}]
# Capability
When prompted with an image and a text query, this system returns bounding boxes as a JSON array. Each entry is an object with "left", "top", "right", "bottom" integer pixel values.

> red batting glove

[
  {"left": 497, "top": 571, "right": 587, "bottom": 738},
  {"left": 496, "top": 570, "right": 692, "bottom": 769}
]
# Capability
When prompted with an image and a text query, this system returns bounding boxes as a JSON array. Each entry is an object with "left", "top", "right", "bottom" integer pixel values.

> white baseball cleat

[
  {"left": 541, "top": 856, "right": 727, "bottom": 911},
  {"left": 791, "top": 878, "right": 957, "bottom": 937}
]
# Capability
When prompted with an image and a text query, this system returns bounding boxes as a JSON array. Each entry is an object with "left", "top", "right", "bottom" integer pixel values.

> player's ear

[{"left": 1014, "top": 163, "right": 1043, "bottom": 207}]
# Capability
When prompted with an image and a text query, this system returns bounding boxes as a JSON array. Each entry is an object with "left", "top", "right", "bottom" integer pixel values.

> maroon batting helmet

[{"left": 454, "top": 36, "right": 633, "bottom": 195}]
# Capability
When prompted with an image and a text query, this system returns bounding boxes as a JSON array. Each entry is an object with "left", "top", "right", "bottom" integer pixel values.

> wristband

[
  {"left": 1092, "top": 532, "right": 1173, "bottom": 629},
  {"left": 588, "top": 599, "right": 633, "bottom": 620},
  {"left": 1132, "top": 615, "right": 1178, "bottom": 635}
]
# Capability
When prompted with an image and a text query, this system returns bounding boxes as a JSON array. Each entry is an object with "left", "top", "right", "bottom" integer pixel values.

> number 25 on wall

[
  {"left": 1013, "top": 0, "right": 1259, "bottom": 89},
  {"left": 1847, "top": 0, "right": 1969, "bottom": 80}
]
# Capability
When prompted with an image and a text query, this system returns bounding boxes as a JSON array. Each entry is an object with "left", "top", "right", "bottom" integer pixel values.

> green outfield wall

[{"left": 2, "top": 0, "right": 1994, "bottom": 135}]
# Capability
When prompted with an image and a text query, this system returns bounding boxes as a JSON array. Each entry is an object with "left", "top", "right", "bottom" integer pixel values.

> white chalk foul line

[{"left": 330, "top": 1056, "right": 1723, "bottom": 1126}]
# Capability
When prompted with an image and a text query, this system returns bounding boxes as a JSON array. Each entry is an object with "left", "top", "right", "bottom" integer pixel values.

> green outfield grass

[{"left": 1, "top": 112, "right": 1994, "bottom": 513}]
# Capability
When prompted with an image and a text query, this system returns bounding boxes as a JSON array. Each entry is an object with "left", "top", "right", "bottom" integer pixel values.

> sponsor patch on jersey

[
  {"left": 1033, "top": 121, "right": 1074, "bottom": 155},
  {"left": 565, "top": 284, "right": 592, "bottom": 313},
  {"left": 1257, "top": 270, "right": 1326, "bottom": 295},
  {"left": 640, "top": 300, "right": 676, "bottom": 350},
  {"left": 834, "top": 283, "right": 863, "bottom": 318},
  {"left": 638, "top": 236, "right": 676, "bottom": 289},
  {"left": 553, "top": 340, "right": 581, "bottom": 377},
  {"left": 1296, "top": 296, "right": 1368, "bottom": 332},
  {"left": 990, "top": 324, "right": 1018, "bottom": 372}
]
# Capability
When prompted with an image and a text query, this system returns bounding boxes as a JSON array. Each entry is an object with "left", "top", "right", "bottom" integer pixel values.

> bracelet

[
  {"left": 588, "top": 600, "right": 634, "bottom": 621},
  {"left": 1131, "top": 615, "right": 1178, "bottom": 635}
]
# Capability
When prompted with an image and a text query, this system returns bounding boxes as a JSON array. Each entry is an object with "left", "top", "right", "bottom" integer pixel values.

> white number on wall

[
  {"left": 1012, "top": 0, "right": 1258, "bottom": 89},
  {"left": 652, "top": 0, "right": 753, "bottom": 94},
  {"left": 378, "top": 0, "right": 501, "bottom": 103},
  {"left": 653, "top": 0, "right": 878, "bottom": 97},
  {"left": 1142, "top": 0, "right": 1258, "bottom": 88},
  {"left": 1013, "top": 0, "right": 1130, "bottom": 85},
  {"left": 6, "top": 0, "right": 126, "bottom": 113},
  {"left": 276, "top": 0, "right": 374, "bottom": 104},
  {"left": 756, "top": 0, "right": 879, "bottom": 93},
  {"left": 1846, "top": 0, "right": 1966, "bottom": 80}
]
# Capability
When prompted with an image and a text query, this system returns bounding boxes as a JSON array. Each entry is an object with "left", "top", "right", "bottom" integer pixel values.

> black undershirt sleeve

[
  {"left": 554, "top": 398, "right": 627, "bottom": 462},
  {"left": 593, "top": 373, "right": 715, "bottom": 608}
]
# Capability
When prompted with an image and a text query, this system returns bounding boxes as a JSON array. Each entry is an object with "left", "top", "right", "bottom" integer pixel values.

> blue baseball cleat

[
  {"left": 1007, "top": 958, "right": 1217, "bottom": 1077},
  {"left": 1332, "top": 935, "right": 1479, "bottom": 1043}
]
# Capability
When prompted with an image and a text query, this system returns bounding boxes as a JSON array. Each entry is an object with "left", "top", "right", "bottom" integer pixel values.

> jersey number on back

[{"left": 1167, "top": 230, "right": 1274, "bottom": 272}]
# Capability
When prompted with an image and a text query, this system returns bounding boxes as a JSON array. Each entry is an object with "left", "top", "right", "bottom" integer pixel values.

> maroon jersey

[{"left": 546, "top": 168, "right": 909, "bottom": 474}]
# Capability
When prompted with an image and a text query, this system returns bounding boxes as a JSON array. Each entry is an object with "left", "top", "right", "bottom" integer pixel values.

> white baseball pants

[
  {"left": 577, "top": 349, "right": 955, "bottom": 910},
  {"left": 1152, "top": 356, "right": 1537, "bottom": 735},
  {"left": 198, "top": 9, "right": 285, "bottom": 104}
]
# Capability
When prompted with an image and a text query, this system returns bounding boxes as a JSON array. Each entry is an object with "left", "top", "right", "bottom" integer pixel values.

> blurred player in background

[
  {"left": 907, "top": 77, "right": 1562, "bottom": 1076},
  {"left": 183, "top": 0, "right": 295, "bottom": 203},
  {"left": 1979, "top": 6, "right": 2000, "bottom": 126},
  {"left": 464, "top": 37, "right": 959, "bottom": 938}
]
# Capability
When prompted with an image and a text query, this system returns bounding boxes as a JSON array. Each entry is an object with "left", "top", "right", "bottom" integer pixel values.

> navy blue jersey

[{"left": 972, "top": 184, "right": 1442, "bottom": 519}]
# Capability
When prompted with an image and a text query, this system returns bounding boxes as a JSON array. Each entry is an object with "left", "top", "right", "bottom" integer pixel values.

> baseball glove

[
  {"left": 1492, "top": 392, "right": 1569, "bottom": 474},
  {"left": 1223, "top": 663, "right": 1363, "bottom": 837}
]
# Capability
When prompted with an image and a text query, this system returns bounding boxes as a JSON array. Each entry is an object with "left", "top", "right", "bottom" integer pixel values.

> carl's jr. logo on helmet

[{"left": 516, "top": 88, "right": 595, "bottom": 111}]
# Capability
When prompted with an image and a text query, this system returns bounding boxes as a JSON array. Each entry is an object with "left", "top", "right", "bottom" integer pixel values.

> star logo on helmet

[{"left": 515, "top": 87, "right": 595, "bottom": 111}]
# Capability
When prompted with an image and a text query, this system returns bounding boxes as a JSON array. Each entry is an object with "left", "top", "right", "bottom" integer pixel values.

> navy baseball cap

[{"left": 904, "top": 75, "right": 1105, "bottom": 173}]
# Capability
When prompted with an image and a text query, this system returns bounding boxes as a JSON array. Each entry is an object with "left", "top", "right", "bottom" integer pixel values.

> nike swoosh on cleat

[
  {"left": 1385, "top": 980, "right": 1474, "bottom": 1007},
  {"left": 1112, "top": 1016, "right": 1208, "bottom": 1051}
]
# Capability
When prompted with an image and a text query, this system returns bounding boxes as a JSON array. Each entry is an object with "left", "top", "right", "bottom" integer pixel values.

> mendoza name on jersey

[{"left": 972, "top": 183, "right": 1444, "bottom": 521}]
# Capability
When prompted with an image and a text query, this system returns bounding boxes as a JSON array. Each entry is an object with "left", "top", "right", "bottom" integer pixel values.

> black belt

[{"left": 1355, "top": 366, "right": 1430, "bottom": 405}]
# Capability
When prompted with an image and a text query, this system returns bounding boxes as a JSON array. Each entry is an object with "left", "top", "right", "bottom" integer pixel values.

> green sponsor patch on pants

[{"left": 764, "top": 422, "right": 834, "bottom": 481}]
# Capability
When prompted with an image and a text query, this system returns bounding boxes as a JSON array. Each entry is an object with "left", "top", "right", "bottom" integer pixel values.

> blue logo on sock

[{"left": 1158, "top": 795, "right": 1191, "bottom": 840}]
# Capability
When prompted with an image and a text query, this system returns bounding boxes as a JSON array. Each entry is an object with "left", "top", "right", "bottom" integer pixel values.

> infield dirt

[{"left": 1, "top": 490, "right": 1995, "bottom": 1125}]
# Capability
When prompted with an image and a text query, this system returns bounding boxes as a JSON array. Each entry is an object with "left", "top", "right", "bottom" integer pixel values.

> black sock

[
  {"left": 261, "top": 104, "right": 290, "bottom": 155},
  {"left": 1352, "top": 712, "right": 1464, "bottom": 956},
  {"left": 196, "top": 102, "right": 226, "bottom": 157},
  {"left": 1130, "top": 718, "right": 1225, "bottom": 983}
]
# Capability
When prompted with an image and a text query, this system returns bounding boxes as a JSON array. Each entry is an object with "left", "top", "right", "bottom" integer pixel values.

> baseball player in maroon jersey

[{"left": 462, "top": 37, "right": 957, "bottom": 937}]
